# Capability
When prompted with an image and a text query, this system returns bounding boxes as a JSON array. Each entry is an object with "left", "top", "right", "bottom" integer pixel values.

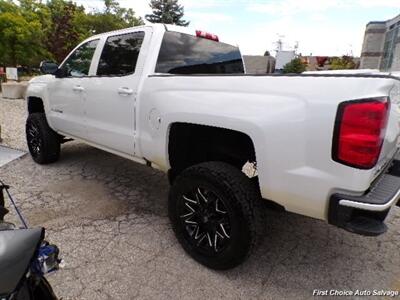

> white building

[{"left": 275, "top": 50, "right": 296, "bottom": 72}]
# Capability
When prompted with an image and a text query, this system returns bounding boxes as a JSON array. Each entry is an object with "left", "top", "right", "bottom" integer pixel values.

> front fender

[{"left": 26, "top": 76, "right": 54, "bottom": 127}]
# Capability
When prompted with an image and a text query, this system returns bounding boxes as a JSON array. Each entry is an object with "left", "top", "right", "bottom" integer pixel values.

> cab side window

[
  {"left": 59, "top": 39, "right": 99, "bottom": 77},
  {"left": 97, "top": 32, "right": 145, "bottom": 76}
]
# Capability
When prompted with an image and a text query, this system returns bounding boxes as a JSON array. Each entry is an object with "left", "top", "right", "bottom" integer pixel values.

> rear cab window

[{"left": 156, "top": 31, "right": 244, "bottom": 74}]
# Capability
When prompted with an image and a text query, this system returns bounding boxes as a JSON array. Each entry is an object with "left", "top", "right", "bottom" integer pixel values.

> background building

[
  {"left": 360, "top": 14, "right": 400, "bottom": 71},
  {"left": 243, "top": 55, "right": 276, "bottom": 74},
  {"left": 274, "top": 50, "right": 296, "bottom": 72}
]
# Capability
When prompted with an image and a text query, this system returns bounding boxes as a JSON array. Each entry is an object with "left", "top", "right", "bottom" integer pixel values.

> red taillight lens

[
  {"left": 332, "top": 98, "right": 390, "bottom": 169},
  {"left": 195, "top": 30, "right": 219, "bottom": 42}
]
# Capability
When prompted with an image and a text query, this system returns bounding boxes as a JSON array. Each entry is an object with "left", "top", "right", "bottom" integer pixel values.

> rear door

[
  {"left": 47, "top": 39, "right": 99, "bottom": 137},
  {"left": 82, "top": 28, "right": 151, "bottom": 155}
]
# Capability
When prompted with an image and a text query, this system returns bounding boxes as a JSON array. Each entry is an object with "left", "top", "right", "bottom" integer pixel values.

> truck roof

[
  {"left": 89, "top": 23, "right": 236, "bottom": 46},
  {"left": 90, "top": 23, "right": 164, "bottom": 39}
]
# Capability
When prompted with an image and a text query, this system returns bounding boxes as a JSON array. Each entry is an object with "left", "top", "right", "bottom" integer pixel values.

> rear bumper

[{"left": 329, "top": 159, "right": 400, "bottom": 236}]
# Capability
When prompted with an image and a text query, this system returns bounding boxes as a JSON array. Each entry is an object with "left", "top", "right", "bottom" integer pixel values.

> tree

[
  {"left": 44, "top": 0, "right": 85, "bottom": 63},
  {"left": 0, "top": 0, "right": 48, "bottom": 67},
  {"left": 82, "top": 0, "right": 144, "bottom": 36},
  {"left": 330, "top": 56, "right": 357, "bottom": 70},
  {"left": 0, "top": 0, "right": 144, "bottom": 67},
  {"left": 316, "top": 56, "right": 328, "bottom": 67},
  {"left": 282, "top": 58, "right": 306, "bottom": 74},
  {"left": 145, "top": 0, "right": 189, "bottom": 26}
]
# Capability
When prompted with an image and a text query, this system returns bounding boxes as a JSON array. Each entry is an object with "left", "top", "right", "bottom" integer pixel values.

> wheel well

[
  {"left": 168, "top": 123, "right": 256, "bottom": 181},
  {"left": 27, "top": 97, "right": 44, "bottom": 114}
]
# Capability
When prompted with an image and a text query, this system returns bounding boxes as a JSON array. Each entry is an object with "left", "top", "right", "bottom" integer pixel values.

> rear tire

[
  {"left": 26, "top": 113, "right": 60, "bottom": 164},
  {"left": 169, "top": 161, "right": 262, "bottom": 270}
]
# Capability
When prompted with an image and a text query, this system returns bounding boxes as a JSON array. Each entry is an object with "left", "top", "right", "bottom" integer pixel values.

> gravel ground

[
  {"left": 0, "top": 95, "right": 27, "bottom": 151},
  {"left": 1, "top": 98, "right": 400, "bottom": 299}
]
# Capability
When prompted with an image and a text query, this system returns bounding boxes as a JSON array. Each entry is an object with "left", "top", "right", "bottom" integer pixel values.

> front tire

[
  {"left": 169, "top": 162, "right": 261, "bottom": 270},
  {"left": 26, "top": 113, "right": 60, "bottom": 164}
]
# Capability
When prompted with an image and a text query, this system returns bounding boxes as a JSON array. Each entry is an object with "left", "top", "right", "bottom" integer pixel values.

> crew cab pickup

[{"left": 26, "top": 24, "right": 400, "bottom": 269}]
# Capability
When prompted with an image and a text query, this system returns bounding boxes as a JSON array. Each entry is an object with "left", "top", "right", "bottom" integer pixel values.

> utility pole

[{"left": 275, "top": 34, "right": 285, "bottom": 54}]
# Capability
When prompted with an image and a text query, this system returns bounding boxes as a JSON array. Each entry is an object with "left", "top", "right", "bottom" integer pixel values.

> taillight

[
  {"left": 195, "top": 30, "right": 219, "bottom": 42},
  {"left": 332, "top": 97, "right": 390, "bottom": 169}
]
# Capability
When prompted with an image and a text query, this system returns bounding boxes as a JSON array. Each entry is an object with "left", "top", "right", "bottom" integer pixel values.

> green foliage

[
  {"left": 146, "top": 0, "right": 189, "bottom": 26},
  {"left": 44, "top": 0, "right": 86, "bottom": 63},
  {"left": 83, "top": 0, "right": 144, "bottom": 36},
  {"left": 0, "top": 0, "right": 144, "bottom": 67},
  {"left": 330, "top": 56, "right": 357, "bottom": 70},
  {"left": 0, "top": 0, "right": 48, "bottom": 67},
  {"left": 282, "top": 58, "right": 306, "bottom": 74}
]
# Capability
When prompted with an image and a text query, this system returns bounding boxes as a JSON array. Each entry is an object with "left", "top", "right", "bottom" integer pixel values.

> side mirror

[
  {"left": 39, "top": 61, "right": 59, "bottom": 75},
  {"left": 54, "top": 67, "right": 68, "bottom": 78}
]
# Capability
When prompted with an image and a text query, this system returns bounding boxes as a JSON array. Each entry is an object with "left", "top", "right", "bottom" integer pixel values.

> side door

[
  {"left": 47, "top": 39, "right": 99, "bottom": 138},
  {"left": 81, "top": 29, "right": 150, "bottom": 155}
]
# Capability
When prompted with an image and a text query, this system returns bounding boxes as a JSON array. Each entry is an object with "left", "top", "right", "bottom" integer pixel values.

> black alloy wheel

[
  {"left": 169, "top": 161, "right": 262, "bottom": 270},
  {"left": 26, "top": 113, "right": 60, "bottom": 164},
  {"left": 179, "top": 186, "right": 232, "bottom": 254},
  {"left": 26, "top": 121, "right": 42, "bottom": 159}
]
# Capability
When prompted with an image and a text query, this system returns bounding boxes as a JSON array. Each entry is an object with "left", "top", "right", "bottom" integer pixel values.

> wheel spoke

[
  {"left": 197, "top": 233, "right": 206, "bottom": 245},
  {"left": 185, "top": 218, "right": 198, "bottom": 225},
  {"left": 194, "top": 226, "right": 202, "bottom": 239},
  {"left": 185, "top": 202, "right": 195, "bottom": 212},
  {"left": 216, "top": 230, "right": 224, "bottom": 239},
  {"left": 219, "top": 223, "right": 230, "bottom": 238},
  {"left": 180, "top": 211, "right": 194, "bottom": 218},
  {"left": 206, "top": 233, "right": 212, "bottom": 247},
  {"left": 197, "top": 188, "right": 208, "bottom": 204},
  {"left": 186, "top": 224, "right": 196, "bottom": 236},
  {"left": 213, "top": 233, "right": 218, "bottom": 252},
  {"left": 215, "top": 199, "right": 227, "bottom": 214},
  {"left": 183, "top": 195, "right": 197, "bottom": 204}
]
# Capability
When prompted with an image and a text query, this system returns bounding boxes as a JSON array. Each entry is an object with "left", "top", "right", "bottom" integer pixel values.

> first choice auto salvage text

[{"left": 313, "top": 289, "right": 399, "bottom": 297}]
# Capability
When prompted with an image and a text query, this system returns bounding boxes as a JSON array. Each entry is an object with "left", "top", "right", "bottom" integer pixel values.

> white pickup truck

[{"left": 26, "top": 24, "right": 400, "bottom": 269}]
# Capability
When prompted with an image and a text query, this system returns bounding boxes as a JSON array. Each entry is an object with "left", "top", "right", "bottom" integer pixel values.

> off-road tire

[
  {"left": 169, "top": 161, "right": 262, "bottom": 270},
  {"left": 26, "top": 113, "right": 60, "bottom": 164}
]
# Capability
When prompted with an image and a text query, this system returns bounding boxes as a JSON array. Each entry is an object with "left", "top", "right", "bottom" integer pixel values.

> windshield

[{"left": 155, "top": 31, "right": 244, "bottom": 74}]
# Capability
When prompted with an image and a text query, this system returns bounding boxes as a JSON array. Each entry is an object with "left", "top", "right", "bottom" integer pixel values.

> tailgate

[{"left": 376, "top": 80, "right": 400, "bottom": 173}]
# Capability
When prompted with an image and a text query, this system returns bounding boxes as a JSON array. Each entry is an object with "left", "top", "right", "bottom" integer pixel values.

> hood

[{"left": 29, "top": 74, "right": 55, "bottom": 84}]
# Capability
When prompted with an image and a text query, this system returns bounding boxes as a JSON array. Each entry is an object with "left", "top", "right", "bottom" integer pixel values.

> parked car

[{"left": 25, "top": 24, "right": 400, "bottom": 269}]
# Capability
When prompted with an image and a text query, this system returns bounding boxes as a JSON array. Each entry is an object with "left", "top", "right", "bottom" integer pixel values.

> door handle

[
  {"left": 118, "top": 87, "right": 133, "bottom": 96},
  {"left": 73, "top": 85, "right": 84, "bottom": 92}
]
